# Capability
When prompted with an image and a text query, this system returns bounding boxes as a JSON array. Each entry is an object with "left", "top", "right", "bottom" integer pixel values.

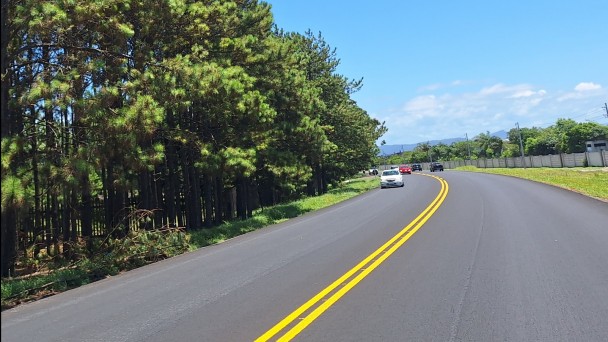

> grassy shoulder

[
  {"left": 454, "top": 166, "right": 608, "bottom": 202},
  {"left": 189, "top": 176, "right": 379, "bottom": 248},
  {"left": 1, "top": 176, "right": 380, "bottom": 310}
]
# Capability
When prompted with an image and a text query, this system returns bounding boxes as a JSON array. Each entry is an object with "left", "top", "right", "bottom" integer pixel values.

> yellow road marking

[{"left": 256, "top": 174, "right": 448, "bottom": 341}]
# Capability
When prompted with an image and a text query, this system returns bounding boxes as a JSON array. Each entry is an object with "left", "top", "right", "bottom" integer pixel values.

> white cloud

[
  {"left": 574, "top": 82, "right": 601, "bottom": 91},
  {"left": 509, "top": 89, "right": 547, "bottom": 98},
  {"left": 403, "top": 95, "right": 441, "bottom": 114},
  {"left": 558, "top": 82, "right": 603, "bottom": 101},
  {"left": 374, "top": 81, "right": 608, "bottom": 144},
  {"left": 480, "top": 83, "right": 546, "bottom": 99},
  {"left": 419, "top": 83, "right": 442, "bottom": 92},
  {"left": 510, "top": 90, "right": 535, "bottom": 98},
  {"left": 418, "top": 80, "right": 467, "bottom": 92},
  {"left": 479, "top": 83, "right": 509, "bottom": 95}
]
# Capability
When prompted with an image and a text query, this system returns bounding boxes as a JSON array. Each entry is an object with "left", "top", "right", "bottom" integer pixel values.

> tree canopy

[
  {"left": 0, "top": 0, "right": 385, "bottom": 276},
  {"left": 382, "top": 119, "right": 607, "bottom": 165}
]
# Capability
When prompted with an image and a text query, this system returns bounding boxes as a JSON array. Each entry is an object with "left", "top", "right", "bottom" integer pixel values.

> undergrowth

[
  {"left": 2, "top": 228, "right": 190, "bottom": 310},
  {"left": 2, "top": 177, "right": 378, "bottom": 310}
]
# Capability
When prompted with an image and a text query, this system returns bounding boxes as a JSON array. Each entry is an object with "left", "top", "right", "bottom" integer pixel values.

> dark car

[
  {"left": 411, "top": 163, "right": 422, "bottom": 171},
  {"left": 430, "top": 162, "right": 444, "bottom": 172}
]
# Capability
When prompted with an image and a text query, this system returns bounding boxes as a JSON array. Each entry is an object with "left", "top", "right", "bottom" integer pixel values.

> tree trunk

[
  {"left": 105, "top": 164, "right": 126, "bottom": 238},
  {"left": 1, "top": 8, "right": 17, "bottom": 267},
  {"left": 152, "top": 166, "right": 163, "bottom": 227},
  {"left": 214, "top": 176, "right": 224, "bottom": 225},
  {"left": 138, "top": 171, "right": 152, "bottom": 230},
  {"left": 318, "top": 164, "right": 328, "bottom": 194},
  {"left": 247, "top": 179, "right": 255, "bottom": 218},
  {"left": 45, "top": 192, "right": 52, "bottom": 255},
  {"left": 236, "top": 176, "right": 245, "bottom": 220},
  {"left": 203, "top": 174, "right": 214, "bottom": 227},
  {"left": 1, "top": 206, "right": 17, "bottom": 277},
  {"left": 80, "top": 174, "right": 93, "bottom": 248},
  {"left": 102, "top": 167, "right": 111, "bottom": 237},
  {"left": 31, "top": 109, "right": 42, "bottom": 257},
  {"left": 165, "top": 156, "right": 178, "bottom": 227},
  {"left": 180, "top": 145, "right": 193, "bottom": 230},
  {"left": 225, "top": 187, "right": 236, "bottom": 221},
  {"left": 164, "top": 110, "right": 180, "bottom": 228},
  {"left": 62, "top": 188, "right": 71, "bottom": 257},
  {"left": 191, "top": 167, "right": 202, "bottom": 229},
  {"left": 51, "top": 194, "right": 59, "bottom": 256},
  {"left": 0, "top": 0, "right": 9, "bottom": 138}
]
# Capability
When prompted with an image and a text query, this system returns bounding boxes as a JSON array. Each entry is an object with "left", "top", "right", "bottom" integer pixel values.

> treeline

[
  {"left": 0, "top": 0, "right": 386, "bottom": 276},
  {"left": 383, "top": 118, "right": 607, "bottom": 165}
]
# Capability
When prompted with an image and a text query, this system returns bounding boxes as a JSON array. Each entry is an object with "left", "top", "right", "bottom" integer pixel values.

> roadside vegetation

[
  {"left": 455, "top": 166, "right": 608, "bottom": 202},
  {"left": 1, "top": 176, "right": 378, "bottom": 310},
  {"left": 380, "top": 119, "right": 607, "bottom": 166},
  {"left": 1, "top": 1, "right": 387, "bottom": 281},
  {"left": 188, "top": 176, "right": 378, "bottom": 247}
]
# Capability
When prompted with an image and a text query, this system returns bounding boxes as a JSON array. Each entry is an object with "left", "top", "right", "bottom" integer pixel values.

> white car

[{"left": 380, "top": 169, "right": 404, "bottom": 188}]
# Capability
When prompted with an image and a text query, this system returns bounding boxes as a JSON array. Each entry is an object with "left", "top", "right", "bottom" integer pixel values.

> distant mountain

[
  {"left": 378, "top": 143, "right": 419, "bottom": 155},
  {"left": 379, "top": 130, "right": 508, "bottom": 156},
  {"left": 379, "top": 138, "right": 464, "bottom": 155},
  {"left": 492, "top": 130, "right": 508, "bottom": 139}
]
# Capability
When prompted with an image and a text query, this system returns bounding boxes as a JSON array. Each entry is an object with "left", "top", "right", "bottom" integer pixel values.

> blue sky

[{"left": 265, "top": 0, "right": 608, "bottom": 145}]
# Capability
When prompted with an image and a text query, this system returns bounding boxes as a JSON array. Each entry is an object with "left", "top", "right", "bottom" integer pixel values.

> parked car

[
  {"left": 399, "top": 164, "right": 412, "bottom": 174},
  {"left": 369, "top": 167, "right": 379, "bottom": 175},
  {"left": 411, "top": 163, "right": 422, "bottom": 171},
  {"left": 380, "top": 169, "right": 404, "bottom": 188},
  {"left": 430, "top": 162, "right": 444, "bottom": 172},
  {"left": 390, "top": 165, "right": 399, "bottom": 170}
]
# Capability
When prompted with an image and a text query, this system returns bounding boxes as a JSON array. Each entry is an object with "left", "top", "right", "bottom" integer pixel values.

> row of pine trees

[{"left": 0, "top": 0, "right": 386, "bottom": 276}]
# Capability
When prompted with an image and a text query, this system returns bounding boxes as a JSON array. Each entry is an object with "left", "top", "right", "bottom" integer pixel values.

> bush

[{"left": 2, "top": 228, "right": 190, "bottom": 310}]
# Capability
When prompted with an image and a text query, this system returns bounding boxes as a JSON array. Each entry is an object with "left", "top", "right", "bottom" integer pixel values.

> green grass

[
  {"left": 189, "top": 176, "right": 379, "bottom": 247},
  {"left": 455, "top": 166, "right": 608, "bottom": 201},
  {"left": 1, "top": 268, "right": 91, "bottom": 310}
]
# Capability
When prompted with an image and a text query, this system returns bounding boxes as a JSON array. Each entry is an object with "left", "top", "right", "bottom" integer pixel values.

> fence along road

[{"left": 442, "top": 150, "right": 607, "bottom": 169}]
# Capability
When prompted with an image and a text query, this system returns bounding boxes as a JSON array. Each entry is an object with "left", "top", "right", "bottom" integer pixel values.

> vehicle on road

[
  {"left": 380, "top": 169, "right": 404, "bottom": 188},
  {"left": 399, "top": 164, "right": 412, "bottom": 174},
  {"left": 411, "top": 163, "right": 422, "bottom": 171},
  {"left": 430, "top": 162, "right": 444, "bottom": 172}
]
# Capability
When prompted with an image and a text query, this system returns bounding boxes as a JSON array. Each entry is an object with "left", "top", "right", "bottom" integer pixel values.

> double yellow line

[{"left": 256, "top": 174, "right": 449, "bottom": 341}]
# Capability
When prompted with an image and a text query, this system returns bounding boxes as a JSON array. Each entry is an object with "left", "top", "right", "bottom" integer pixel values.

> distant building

[{"left": 586, "top": 139, "right": 607, "bottom": 152}]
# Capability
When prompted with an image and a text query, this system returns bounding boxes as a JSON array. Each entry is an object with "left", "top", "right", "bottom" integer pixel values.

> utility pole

[
  {"left": 603, "top": 103, "right": 608, "bottom": 118},
  {"left": 465, "top": 133, "right": 471, "bottom": 162},
  {"left": 516, "top": 122, "right": 526, "bottom": 169}
]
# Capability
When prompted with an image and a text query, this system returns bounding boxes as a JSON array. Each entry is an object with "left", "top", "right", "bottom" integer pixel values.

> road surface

[{"left": 3, "top": 171, "right": 607, "bottom": 341}]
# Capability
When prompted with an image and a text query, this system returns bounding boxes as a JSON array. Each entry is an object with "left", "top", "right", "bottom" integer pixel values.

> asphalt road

[{"left": 2, "top": 171, "right": 608, "bottom": 341}]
